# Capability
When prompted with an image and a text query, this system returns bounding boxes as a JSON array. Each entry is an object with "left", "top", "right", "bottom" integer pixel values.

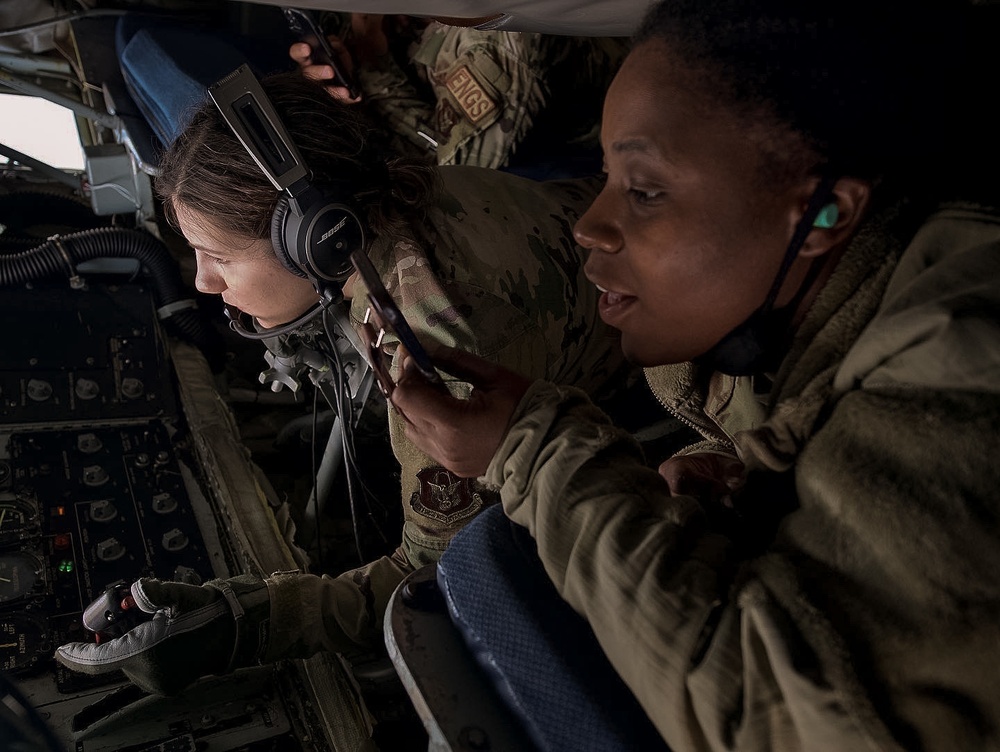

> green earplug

[{"left": 814, "top": 203, "right": 839, "bottom": 229}]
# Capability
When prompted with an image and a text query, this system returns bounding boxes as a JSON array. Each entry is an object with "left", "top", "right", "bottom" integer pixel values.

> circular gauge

[
  {"left": 0, "top": 550, "right": 43, "bottom": 604},
  {"left": 0, "top": 499, "right": 40, "bottom": 547},
  {"left": 0, "top": 613, "right": 50, "bottom": 674}
]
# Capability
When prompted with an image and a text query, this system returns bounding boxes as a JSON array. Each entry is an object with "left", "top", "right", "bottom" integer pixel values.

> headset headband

[
  {"left": 207, "top": 65, "right": 365, "bottom": 296},
  {"left": 208, "top": 64, "right": 309, "bottom": 198}
]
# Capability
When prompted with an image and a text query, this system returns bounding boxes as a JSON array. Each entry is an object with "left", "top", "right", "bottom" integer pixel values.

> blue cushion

[
  {"left": 114, "top": 14, "right": 296, "bottom": 148},
  {"left": 437, "top": 504, "right": 671, "bottom": 752},
  {"left": 117, "top": 23, "right": 248, "bottom": 146}
]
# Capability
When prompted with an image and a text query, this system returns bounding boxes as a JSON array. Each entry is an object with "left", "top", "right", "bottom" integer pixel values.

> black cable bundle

[
  {"left": 0, "top": 226, "right": 226, "bottom": 372},
  {"left": 315, "top": 308, "right": 390, "bottom": 566}
]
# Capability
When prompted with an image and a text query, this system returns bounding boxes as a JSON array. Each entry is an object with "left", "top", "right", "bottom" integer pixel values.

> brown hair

[{"left": 155, "top": 71, "right": 439, "bottom": 244}]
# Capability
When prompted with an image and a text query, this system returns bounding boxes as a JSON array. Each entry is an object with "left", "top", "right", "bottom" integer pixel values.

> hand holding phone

[
  {"left": 351, "top": 250, "right": 441, "bottom": 398},
  {"left": 284, "top": 7, "right": 361, "bottom": 99}
]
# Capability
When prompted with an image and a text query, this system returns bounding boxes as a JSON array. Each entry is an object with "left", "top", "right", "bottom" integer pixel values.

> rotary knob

[
  {"left": 75, "top": 378, "right": 100, "bottom": 400},
  {"left": 161, "top": 528, "right": 189, "bottom": 552},
  {"left": 26, "top": 379, "right": 53, "bottom": 402},
  {"left": 82, "top": 465, "right": 109, "bottom": 487},
  {"left": 95, "top": 538, "right": 126, "bottom": 562},
  {"left": 89, "top": 499, "right": 118, "bottom": 523},
  {"left": 77, "top": 433, "right": 103, "bottom": 454},
  {"left": 121, "top": 377, "right": 144, "bottom": 400},
  {"left": 151, "top": 493, "right": 177, "bottom": 514}
]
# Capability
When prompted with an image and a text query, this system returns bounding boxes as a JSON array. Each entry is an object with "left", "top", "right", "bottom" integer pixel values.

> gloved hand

[{"left": 55, "top": 575, "right": 271, "bottom": 696}]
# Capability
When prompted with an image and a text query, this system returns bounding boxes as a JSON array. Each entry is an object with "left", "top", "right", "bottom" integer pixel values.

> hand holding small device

[
  {"left": 82, "top": 579, "right": 151, "bottom": 643},
  {"left": 284, "top": 7, "right": 361, "bottom": 100},
  {"left": 350, "top": 249, "right": 441, "bottom": 399},
  {"left": 392, "top": 346, "right": 533, "bottom": 478},
  {"left": 60, "top": 576, "right": 270, "bottom": 696},
  {"left": 352, "top": 250, "right": 532, "bottom": 476}
]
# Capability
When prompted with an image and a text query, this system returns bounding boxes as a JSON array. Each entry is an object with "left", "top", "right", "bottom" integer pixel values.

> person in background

[
  {"left": 53, "top": 70, "right": 632, "bottom": 694},
  {"left": 389, "top": 0, "right": 1000, "bottom": 749},
  {"left": 290, "top": 12, "right": 628, "bottom": 176}
]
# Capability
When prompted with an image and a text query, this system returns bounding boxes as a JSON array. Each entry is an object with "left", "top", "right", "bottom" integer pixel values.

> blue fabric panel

[
  {"left": 437, "top": 504, "right": 671, "bottom": 752},
  {"left": 117, "top": 24, "right": 249, "bottom": 146}
]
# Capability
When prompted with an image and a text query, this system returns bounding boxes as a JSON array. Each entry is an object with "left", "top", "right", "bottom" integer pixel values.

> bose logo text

[{"left": 319, "top": 217, "right": 348, "bottom": 244}]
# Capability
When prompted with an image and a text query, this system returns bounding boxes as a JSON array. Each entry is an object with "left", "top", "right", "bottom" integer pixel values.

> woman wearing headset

[{"left": 55, "top": 69, "right": 633, "bottom": 693}]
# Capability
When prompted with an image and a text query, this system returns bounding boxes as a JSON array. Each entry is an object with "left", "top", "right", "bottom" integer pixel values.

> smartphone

[
  {"left": 350, "top": 249, "right": 441, "bottom": 397},
  {"left": 283, "top": 7, "right": 361, "bottom": 99}
]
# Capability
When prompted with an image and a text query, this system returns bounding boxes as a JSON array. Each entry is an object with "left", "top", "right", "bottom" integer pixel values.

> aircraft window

[{"left": 0, "top": 92, "right": 83, "bottom": 171}]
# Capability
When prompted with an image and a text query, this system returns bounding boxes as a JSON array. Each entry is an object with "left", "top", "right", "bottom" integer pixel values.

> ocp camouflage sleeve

[
  {"left": 349, "top": 167, "right": 630, "bottom": 571},
  {"left": 358, "top": 23, "right": 552, "bottom": 169},
  {"left": 355, "top": 50, "right": 440, "bottom": 160},
  {"left": 350, "top": 241, "right": 554, "bottom": 568},
  {"left": 413, "top": 24, "right": 551, "bottom": 168}
]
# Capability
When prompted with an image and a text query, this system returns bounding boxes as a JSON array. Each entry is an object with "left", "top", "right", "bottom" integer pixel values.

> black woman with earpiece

[{"left": 389, "top": 0, "right": 1000, "bottom": 749}]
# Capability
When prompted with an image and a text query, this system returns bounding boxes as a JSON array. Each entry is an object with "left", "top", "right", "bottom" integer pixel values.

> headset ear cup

[
  {"left": 304, "top": 204, "right": 365, "bottom": 281},
  {"left": 270, "top": 198, "right": 308, "bottom": 278}
]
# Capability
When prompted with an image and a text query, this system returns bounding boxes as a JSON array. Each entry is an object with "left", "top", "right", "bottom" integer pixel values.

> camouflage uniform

[
  {"left": 482, "top": 200, "right": 1000, "bottom": 750},
  {"left": 355, "top": 21, "right": 627, "bottom": 169},
  {"left": 263, "top": 166, "right": 632, "bottom": 660}
]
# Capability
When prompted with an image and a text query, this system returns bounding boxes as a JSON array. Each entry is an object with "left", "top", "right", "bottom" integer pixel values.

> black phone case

[
  {"left": 283, "top": 7, "right": 360, "bottom": 98},
  {"left": 350, "top": 250, "right": 441, "bottom": 391}
]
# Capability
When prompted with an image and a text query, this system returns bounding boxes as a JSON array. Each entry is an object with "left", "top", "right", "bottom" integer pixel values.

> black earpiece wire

[
  {"left": 310, "top": 385, "right": 324, "bottom": 572},
  {"left": 224, "top": 299, "right": 330, "bottom": 340},
  {"left": 758, "top": 175, "right": 839, "bottom": 317},
  {"left": 318, "top": 309, "right": 389, "bottom": 565}
]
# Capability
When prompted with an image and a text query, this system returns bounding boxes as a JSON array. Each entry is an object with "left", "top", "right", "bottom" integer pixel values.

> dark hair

[
  {"left": 155, "top": 71, "right": 439, "bottom": 242},
  {"left": 633, "top": 0, "right": 976, "bottom": 190}
]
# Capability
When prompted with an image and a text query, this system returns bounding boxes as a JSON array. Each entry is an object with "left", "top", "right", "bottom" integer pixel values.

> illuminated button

[
  {"left": 54, "top": 534, "right": 71, "bottom": 550},
  {"left": 58, "top": 560, "right": 74, "bottom": 574}
]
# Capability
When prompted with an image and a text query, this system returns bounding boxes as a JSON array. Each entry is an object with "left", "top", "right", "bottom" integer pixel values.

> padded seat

[{"left": 434, "top": 504, "right": 671, "bottom": 752}]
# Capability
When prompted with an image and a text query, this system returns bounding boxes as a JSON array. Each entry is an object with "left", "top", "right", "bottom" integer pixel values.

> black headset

[{"left": 208, "top": 64, "right": 365, "bottom": 293}]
